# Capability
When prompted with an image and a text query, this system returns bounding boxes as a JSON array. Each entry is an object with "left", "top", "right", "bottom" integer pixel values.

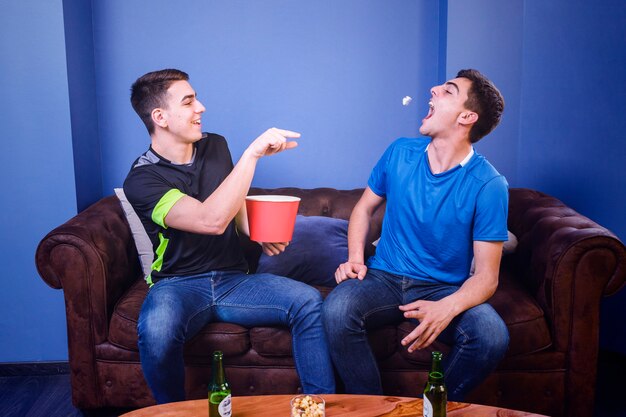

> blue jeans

[
  {"left": 322, "top": 268, "right": 508, "bottom": 400},
  {"left": 138, "top": 270, "right": 335, "bottom": 403}
]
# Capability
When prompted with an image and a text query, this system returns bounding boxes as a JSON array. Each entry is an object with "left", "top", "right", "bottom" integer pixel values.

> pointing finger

[
  {"left": 284, "top": 141, "right": 298, "bottom": 150},
  {"left": 271, "top": 128, "right": 301, "bottom": 138}
]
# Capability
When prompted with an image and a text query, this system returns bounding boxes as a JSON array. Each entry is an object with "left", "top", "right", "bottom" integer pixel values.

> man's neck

[
  {"left": 150, "top": 131, "right": 196, "bottom": 164},
  {"left": 427, "top": 135, "right": 473, "bottom": 174}
]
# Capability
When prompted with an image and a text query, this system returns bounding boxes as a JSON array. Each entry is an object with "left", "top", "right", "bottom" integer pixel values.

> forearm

[
  {"left": 164, "top": 128, "right": 299, "bottom": 235},
  {"left": 442, "top": 272, "right": 499, "bottom": 316},
  {"left": 335, "top": 188, "right": 385, "bottom": 283},
  {"left": 202, "top": 149, "right": 258, "bottom": 230},
  {"left": 347, "top": 208, "right": 371, "bottom": 264},
  {"left": 348, "top": 187, "right": 386, "bottom": 263}
]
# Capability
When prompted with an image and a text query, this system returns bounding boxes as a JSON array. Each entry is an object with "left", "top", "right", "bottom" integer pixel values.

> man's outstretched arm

[{"left": 165, "top": 128, "right": 299, "bottom": 235}]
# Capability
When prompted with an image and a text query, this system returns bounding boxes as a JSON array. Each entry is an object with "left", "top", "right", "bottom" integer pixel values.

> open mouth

[
  {"left": 424, "top": 101, "right": 434, "bottom": 120},
  {"left": 192, "top": 119, "right": 201, "bottom": 126}
]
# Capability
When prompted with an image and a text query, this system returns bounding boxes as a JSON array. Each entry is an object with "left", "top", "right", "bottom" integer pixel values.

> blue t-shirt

[{"left": 367, "top": 137, "right": 509, "bottom": 285}]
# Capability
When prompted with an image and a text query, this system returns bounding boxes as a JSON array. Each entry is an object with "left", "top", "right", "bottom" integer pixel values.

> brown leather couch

[{"left": 35, "top": 187, "right": 626, "bottom": 417}]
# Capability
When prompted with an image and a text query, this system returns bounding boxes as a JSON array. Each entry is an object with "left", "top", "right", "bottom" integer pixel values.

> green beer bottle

[
  {"left": 209, "top": 351, "right": 232, "bottom": 417},
  {"left": 423, "top": 351, "right": 447, "bottom": 417}
]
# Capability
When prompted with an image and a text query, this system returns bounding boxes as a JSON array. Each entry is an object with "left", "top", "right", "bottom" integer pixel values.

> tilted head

[{"left": 456, "top": 69, "right": 505, "bottom": 143}]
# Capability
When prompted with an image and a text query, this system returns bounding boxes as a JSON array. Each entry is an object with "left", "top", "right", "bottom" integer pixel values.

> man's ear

[
  {"left": 152, "top": 108, "right": 168, "bottom": 129},
  {"left": 458, "top": 111, "right": 478, "bottom": 126}
]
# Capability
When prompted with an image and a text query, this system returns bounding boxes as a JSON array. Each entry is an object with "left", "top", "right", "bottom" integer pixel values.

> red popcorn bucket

[{"left": 245, "top": 195, "right": 301, "bottom": 242}]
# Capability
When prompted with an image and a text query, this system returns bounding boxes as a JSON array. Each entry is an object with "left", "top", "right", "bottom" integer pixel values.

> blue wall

[
  {"left": 446, "top": 0, "right": 524, "bottom": 187},
  {"left": 518, "top": 1, "right": 626, "bottom": 352},
  {"left": 1, "top": 0, "right": 625, "bottom": 362},
  {"left": 92, "top": 0, "right": 440, "bottom": 194},
  {"left": 519, "top": 1, "right": 626, "bottom": 242},
  {"left": 0, "top": 0, "right": 76, "bottom": 361}
]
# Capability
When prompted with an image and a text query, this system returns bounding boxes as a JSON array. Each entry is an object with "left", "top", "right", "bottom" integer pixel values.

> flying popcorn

[{"left": 402, "top": 96, "right": 413, "bottom": 106}]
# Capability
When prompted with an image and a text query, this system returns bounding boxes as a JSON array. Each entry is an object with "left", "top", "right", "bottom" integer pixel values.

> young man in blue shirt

[{"left": 323, "top": 69, "right": 509, "bottom": 400}]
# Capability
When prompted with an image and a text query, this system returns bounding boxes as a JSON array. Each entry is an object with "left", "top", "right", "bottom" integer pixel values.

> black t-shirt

[{"left": 123, "top": 133, "right": 248, "bottom": 283}]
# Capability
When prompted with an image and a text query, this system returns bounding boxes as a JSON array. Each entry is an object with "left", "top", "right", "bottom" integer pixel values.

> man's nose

[{"left": 196, "top": 101, "right": 206, "bottom": 113}]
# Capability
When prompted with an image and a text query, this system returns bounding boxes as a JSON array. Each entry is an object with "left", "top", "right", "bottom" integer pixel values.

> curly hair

[
  {"left": 130, "top": 69, "right": 189, "bottom": 134},
  {"left": 456, "top": 69, "right": 505, "bottom": 143}
]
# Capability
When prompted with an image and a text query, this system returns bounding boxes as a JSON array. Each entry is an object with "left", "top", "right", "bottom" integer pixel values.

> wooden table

[{"left": 120, "top": 394, "right": 548, "bottom": 416}]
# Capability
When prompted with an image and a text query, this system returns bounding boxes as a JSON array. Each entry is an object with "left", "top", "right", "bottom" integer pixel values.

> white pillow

[{"left": 114, "top": 188, "right": 154, "bottom": 279}]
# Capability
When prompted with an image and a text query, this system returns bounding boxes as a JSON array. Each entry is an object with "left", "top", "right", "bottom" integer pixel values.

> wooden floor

[
  {"left": 0, "top": 373, "right": 131, "bottom": 417},
  {"left": 0, "top": 351, "right": 625, "bottom": 417}
]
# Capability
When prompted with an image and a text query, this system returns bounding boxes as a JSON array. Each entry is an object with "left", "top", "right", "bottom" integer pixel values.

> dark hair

[
  {"left": 456, "top": 69, "right": 504, "bottom": 143},
  {"left": 130, "top": 69, "right": 189, "bottom": 134}
]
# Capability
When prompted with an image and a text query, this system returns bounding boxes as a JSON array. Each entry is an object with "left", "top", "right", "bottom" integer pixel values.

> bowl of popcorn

[{"left": 291, "top": 394, "right": 325, "bottom": 417}]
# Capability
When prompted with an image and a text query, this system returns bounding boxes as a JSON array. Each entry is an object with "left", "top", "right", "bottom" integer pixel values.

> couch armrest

[
  {"left": 509, "top": 188, "right": 626, "bottom": 348},
  {"left": 35, "top": 195, "right": 142, "bottom": 407},
  {"left": 508, "top": 188, "right": 626, "bottom": 417}
]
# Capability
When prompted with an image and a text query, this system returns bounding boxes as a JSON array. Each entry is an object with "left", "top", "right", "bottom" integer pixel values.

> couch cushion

[
  {"left": 488, "top": 263, "right": 552, "bottom": 356},
  {"left": 108, "top": 279, "right": 251, "bottom": 357},
  {"left": 108, "top": 241, "right": 549, "bottom": 368},
  {"left": 185, "top": 323, "right": 251, "bottom": 358},
  {"left": 249, "top": 327, "right": 293, "bottom": 356},
  {"left": 108, "top": 279, "right": 148, "bottom": 350},
  {"left": 256, "top": 215, "right": 349, "bottom": 287},
  {"left": 247, "top": 322, "right": 420, "bottom": 362}
]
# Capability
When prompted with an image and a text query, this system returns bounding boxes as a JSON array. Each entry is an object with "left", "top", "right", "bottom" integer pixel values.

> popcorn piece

[
  {"left": 402, "top": 96, "right": 413, "bottom": 106},
  {"left": 291, "top": 395, "right": 325, "bottom": 417}
]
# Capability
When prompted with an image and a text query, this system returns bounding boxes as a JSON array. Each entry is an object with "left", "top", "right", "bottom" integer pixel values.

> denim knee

[
  {"left": 472, "top": 307, "right": 510, "bottom": 361},
  {"left": 322, "top": 288, "right": 362, "bottom": 337},
  {"left": 486, "top": 315, "right": 509, "bottom": 359},
  {"left": 290, "top": 284, "right": 324, "bottom": 321},
  {"left": 138, "top": 304, "right": 186, "bottom": 360}
]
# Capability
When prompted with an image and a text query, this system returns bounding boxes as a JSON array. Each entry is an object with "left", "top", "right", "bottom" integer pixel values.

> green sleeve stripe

[
  {"left": 145, "top": 232, "right": 169, "bottom": 288},
  {"left": 151, "top": 189, "right": 185, "bottom": 228},
  {"left": 146, "top": 233, "right": 170, "bottom": 288},
  {"left": 151, "top": 232, "right": 168, "bottom": 273}
]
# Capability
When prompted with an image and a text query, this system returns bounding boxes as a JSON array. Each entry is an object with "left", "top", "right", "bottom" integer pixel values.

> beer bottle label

[
  {"left": 218, "top": 394, "right": 232, "bottom": 417},
  {"left": 423, "top": 396, "right": 433, "bottom": 417}
]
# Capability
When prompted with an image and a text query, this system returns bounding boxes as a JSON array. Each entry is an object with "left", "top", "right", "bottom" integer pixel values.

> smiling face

[
  {"left": 157, "top": 80, "right": 206, "bottom": 142},
  {"left": 419, "top": 77, "right": 475, "bottom": 140}
]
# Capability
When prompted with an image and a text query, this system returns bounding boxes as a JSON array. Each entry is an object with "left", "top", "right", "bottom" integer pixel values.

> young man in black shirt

[{"left": 124, "top": 68, "right": 334, "bottom": 403}]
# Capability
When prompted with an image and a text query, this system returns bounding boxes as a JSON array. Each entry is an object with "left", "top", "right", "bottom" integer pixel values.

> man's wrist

[
  {"left": 348, "top": 256, "right": 365, "bottom": 265},
  {"left": 242, "top": 147, "right": 261, "bottom": 161}
]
